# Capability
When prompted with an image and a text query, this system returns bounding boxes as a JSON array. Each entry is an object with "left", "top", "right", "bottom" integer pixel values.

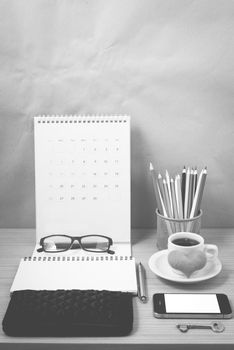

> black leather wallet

[{"left": 2, "top": 289, "right": 133, "bottom": 336}]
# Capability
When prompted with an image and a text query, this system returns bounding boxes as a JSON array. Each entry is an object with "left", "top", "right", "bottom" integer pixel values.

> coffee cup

[{"left": 167, "top": 232, "right": 218, "bottom": 278}]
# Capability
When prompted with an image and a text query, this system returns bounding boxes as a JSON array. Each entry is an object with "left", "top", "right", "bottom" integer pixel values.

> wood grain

[{"left": 0, "top": 228, "right": 234, "bottom": 349}]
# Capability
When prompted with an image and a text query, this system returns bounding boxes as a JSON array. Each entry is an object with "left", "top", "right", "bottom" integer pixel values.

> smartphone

[{"left": 153, "top": 293, "right": 232, "bottom": 319}]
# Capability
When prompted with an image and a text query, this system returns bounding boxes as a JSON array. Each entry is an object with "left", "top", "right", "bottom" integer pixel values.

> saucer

[{"left": 148, "top": 250, "right": 222, "bottom": 284}]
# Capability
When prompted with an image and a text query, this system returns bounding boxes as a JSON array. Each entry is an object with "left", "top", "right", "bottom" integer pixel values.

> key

[{"left": 177, "top": 321, "right": 225, "bottom": 333}]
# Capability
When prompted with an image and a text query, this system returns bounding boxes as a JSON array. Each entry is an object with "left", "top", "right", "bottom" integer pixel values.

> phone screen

[{"left": 164, "top": 294, "right": 220, "bottom": 314}]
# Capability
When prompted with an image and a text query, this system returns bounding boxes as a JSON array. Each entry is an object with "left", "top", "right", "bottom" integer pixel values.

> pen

[{"left": 137, "top": 262, "right": 147, "bottom": 303}]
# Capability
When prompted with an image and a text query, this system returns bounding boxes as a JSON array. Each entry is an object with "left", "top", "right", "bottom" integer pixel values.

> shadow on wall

[{"left": 131, "top": 124, "right": 157, "bottom": 229}]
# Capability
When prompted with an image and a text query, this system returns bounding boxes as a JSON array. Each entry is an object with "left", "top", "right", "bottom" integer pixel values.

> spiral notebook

[{"left": 10, "top": 256, "right": 137, "bottom": 294}]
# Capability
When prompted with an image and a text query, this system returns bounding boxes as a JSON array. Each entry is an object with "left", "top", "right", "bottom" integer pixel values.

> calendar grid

[{"left": 34, "top": 115, "right": 131, "bottom": 244}]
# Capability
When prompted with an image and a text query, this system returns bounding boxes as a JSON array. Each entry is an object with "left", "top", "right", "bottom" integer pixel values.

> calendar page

[{"left": 34, "top": 115, "right": 131, "bottom": 246}]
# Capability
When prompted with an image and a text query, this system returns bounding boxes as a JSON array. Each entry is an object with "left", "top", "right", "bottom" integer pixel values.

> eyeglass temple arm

[{"left": 37, "top": 247, "right": 44, "bottom": 252}]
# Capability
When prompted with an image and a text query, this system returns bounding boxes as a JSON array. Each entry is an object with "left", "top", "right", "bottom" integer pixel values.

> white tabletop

[{"left": 0, "top": 228, "right": 233, "bottom": 349}]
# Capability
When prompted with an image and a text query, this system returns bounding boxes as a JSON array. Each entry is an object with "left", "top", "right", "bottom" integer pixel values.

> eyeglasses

[{"left": 37, "top": 234, "right": 115, "bottom": 254}]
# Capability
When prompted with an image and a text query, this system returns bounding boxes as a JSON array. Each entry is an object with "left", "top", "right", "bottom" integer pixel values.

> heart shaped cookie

[{"left": 168, "top": 250, "right": 207, "bottom": 278}]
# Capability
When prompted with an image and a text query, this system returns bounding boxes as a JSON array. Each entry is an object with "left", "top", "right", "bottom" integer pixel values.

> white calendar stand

[{"left": 34, "top": 115, "right": 131, "bottom": 256}]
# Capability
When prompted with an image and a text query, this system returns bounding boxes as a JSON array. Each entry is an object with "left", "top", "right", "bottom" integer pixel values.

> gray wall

[{"left": 0, "top": 0, "right": 234, "bottom": 228}]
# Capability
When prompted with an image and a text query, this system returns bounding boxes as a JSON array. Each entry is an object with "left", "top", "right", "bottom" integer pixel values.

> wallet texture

[{"left": 2, "top": 289, "right": 133, "bottom": 336}]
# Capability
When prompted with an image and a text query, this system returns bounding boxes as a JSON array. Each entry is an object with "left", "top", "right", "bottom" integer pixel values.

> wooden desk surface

[{"left": 0, "top": 228, "right": 234, "bottom": 350}]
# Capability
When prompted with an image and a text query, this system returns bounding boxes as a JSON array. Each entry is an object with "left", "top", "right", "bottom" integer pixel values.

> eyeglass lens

[
  {"left": 43, "top": 236, "right": 73, "bottom": 252},
  {"left": 80, "top": 236, "right": 110, "bottom": 252}
]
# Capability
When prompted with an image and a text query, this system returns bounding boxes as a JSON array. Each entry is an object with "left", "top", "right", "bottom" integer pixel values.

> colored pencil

[
  {"left": 163, "top": 179, "right": 173, "bottom": 218},
  {"left": 149, "top": 163, "right": 164, "bottom": 215},
  {"left": 157, "top": 173, "right": 164, "bottom": 201},
  {"left": 171, "top": 178, "right": 179, "bottom": 219},
  {"left": 181, "top": 166, "right": 186, "bottom": 212},
  {"left": 175, "top": 175, "right": 183, "bottom": 220},
  {"left": 193, "top": 167, "right": 198, "bottom": 199},
  {"left": 184, "top": 167, "right": 190, "bottom": 218},
  {"left": 149, "top": 164, "right": 207, "bottom": 225},
  {"left": 187, "top": 168, "right": 194, "bottom": 217},
  {"left": 165, "top": 170, "right": 173, "bottom": 215},
  {"left": 190, "top": 167, "right": 207, "bottom": 218}
]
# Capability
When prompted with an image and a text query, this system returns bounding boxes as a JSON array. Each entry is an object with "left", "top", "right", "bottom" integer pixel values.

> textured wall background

[{"left": 0, "top": 0, "right": 233, "bottom": 228}]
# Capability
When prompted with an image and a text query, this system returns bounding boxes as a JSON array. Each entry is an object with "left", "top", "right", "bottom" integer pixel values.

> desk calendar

[{"left": 34, "top": 115, "right": 131, "bottom": 254}]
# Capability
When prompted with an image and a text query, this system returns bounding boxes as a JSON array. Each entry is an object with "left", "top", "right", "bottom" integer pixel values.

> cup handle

[{"left": 205, "top": 244, "right": 218, "bottom": 260}]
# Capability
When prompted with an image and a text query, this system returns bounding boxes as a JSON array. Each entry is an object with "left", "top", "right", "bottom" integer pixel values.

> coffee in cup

[
  {"left": 171, "top": 237, "right": 199, "bottom": 247},
  {"left": 167, "top": 232, "right": 218, "bottom": 278}
]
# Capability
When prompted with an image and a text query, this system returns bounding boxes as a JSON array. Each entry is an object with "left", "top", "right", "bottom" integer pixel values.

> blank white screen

[{"left": 165, "top": 294, "right": 220, "bottom": 313}]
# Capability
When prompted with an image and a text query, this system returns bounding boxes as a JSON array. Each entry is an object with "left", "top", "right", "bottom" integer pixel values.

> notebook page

[
  {"left": 10, "top": 257, "right": 137, "bottom": 294},
  {"left": 34, "top": 115, "right": 131, "bottom": 245}
]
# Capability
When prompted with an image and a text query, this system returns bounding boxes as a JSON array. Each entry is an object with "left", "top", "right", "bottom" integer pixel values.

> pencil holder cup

[{"left": 156, "top": 209, "right": 202, "bottom": 250}]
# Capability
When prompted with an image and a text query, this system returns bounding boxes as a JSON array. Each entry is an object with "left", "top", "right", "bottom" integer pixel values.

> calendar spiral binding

[
  {"left": 24, "top": 255, "right": 133, "bottom": 262},
  {"left": 34, "top": 115, "right": 130, "bottom": 124}
]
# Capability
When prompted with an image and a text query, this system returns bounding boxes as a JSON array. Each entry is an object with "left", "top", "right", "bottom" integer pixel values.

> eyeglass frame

[{"left": 37, "top": 234, "right": 115, "bottom": 254}]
